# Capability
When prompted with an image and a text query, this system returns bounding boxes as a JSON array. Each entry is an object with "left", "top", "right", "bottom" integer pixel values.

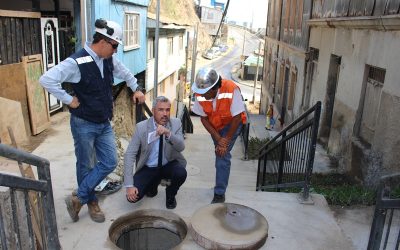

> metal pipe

[
  {"left": 252, "top": 41, "right": 262, "bottom": 104},
  {"left": 189, "top": 23, "right": 198, "bottom": 110},
  {"left": 153, "top": 0, "right": 160, "bottom": 99}
]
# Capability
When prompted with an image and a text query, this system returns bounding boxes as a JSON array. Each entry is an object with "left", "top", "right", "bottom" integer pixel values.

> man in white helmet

[
  {"left": 39, "top": 18, "right": 145, "bottom": 223},
  {"left": 191, "top": 67, "right": 247, "bottom": 203}
]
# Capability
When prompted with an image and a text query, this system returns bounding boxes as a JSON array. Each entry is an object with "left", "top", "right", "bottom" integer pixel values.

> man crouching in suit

[{"left": 124, "top": 96, "right": 187, "bottom": 209}]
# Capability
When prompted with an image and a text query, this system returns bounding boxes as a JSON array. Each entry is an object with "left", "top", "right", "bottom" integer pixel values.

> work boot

[
  {"left": 65, "top": 195, "right": 82, "bottom": 222},
  {"left": 211, "top": 193, "right": 225, "bottom": 204},
  {"left": 166, "top": 196, "right": 177, "bottom": 209},
  {"left": 88, "top": 201, "right": 105, "bottom": 223}
]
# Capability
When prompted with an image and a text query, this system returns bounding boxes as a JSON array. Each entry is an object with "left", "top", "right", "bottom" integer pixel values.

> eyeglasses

[{"left": 106, "top": 40, "right": 118, "bottom": 49}]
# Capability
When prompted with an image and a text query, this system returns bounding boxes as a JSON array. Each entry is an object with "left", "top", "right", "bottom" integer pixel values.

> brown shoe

[
  {"left": 65, "top": 195, "right": 82, "bottom": 222},
  {"left": 88, "top": 201, "right": 105, "bottom": 223}
]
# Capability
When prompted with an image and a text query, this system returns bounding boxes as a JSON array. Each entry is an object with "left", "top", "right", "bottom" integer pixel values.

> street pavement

[
  {"left": 1, "top": 47, "right": 373, "bottom": 249},
  {"left": 18, "top": 110, "right": 370, "bottom": 249}
]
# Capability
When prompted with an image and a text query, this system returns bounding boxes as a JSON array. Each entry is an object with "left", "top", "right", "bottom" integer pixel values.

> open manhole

[{"left": 109, "top": 209, "right": 187, "bottom": 250}]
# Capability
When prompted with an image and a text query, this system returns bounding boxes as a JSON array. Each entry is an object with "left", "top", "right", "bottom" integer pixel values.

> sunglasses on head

[{"left": 106, "top": 40, "right": 118, "bottom": 49}]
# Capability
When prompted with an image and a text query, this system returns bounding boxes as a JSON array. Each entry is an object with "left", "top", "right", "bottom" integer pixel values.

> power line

[{"left": 211, "top": 0, "right": 230, "bottom": 47}]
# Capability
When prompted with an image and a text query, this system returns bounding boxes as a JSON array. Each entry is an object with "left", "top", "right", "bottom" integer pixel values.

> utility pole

[
  {"left": 153, "top": 0, "right": 160, "bottom": 99},
  {"left": 188, "top": 23, "right": 198, "bottom": 111},
  {"left": 241, "top": 30, "right": 246, "bottom": 59},
  {"left": 252, "top": 41, "right": 262, "bottom": 104}
]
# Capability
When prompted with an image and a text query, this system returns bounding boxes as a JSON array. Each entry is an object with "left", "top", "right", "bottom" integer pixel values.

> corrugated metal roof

[{"left": 244, "top": 54, "right": 264, "bottom": 66}]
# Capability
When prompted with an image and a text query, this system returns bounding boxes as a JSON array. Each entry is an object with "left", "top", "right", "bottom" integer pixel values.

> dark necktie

[{"left": 158, "top": 135, "right": 164, "bottom": 167}]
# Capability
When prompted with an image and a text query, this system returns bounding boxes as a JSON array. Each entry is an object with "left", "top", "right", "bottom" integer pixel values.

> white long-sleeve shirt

[{"left": 39, "top": 42, "right": 138, "bottom": 105}]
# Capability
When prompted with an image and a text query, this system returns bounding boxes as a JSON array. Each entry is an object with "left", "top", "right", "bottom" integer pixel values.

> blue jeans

[
  {"left": 212, "top": 123, "right": 243, "bottom": 195},
  {"left": 70, "top": 115, "right": 117, "bottom": 204}
]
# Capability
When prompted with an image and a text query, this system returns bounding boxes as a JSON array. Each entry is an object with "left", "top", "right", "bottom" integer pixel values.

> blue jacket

[{"left": 69, "top": 49, "right": 114, "bottom": 123}]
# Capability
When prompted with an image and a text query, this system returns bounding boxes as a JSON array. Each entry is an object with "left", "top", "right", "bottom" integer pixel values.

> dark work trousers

[{"left": 129, "top": 160, "right": 187, "bottom": 203}]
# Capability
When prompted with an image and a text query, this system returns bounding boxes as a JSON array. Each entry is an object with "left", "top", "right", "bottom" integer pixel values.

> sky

[{"left": 222, "top": 0, "right": 269, "bottom": 29}]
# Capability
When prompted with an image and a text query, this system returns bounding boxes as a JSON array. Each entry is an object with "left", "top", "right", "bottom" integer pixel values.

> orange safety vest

[{"left": 196, "top": 79, "right": 247, "bottom": 131}]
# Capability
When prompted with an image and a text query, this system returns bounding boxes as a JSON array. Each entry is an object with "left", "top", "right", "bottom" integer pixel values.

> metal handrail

[
  {"left": 241, "top": 102, "right": 251, "bottom": 160},
  {"left": 256, "top": 101, "right": 321, "bottom": 201},
  {"left": 135, "top": 101, "right": 153, "bottom": 123},
  {"left": 0, "top": 144, "right": 61, "bottom": 249},
  {"left": 176, "top": 102, "right": 193, "bottom": 134},
  {"left": 367, "top": 173, "right": 400, "bottom": 250}
]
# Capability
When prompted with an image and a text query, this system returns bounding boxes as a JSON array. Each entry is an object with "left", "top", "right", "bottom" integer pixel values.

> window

[
  {"left": 147, "top": 37, "right": 154, "bottom": 60},
  {"left": 167, "top": 37, "right": 173, "bottom": 55},
  {"left": 288, "top": 70, "right": 297, "bottom": 110},
  {"left": 124, "top": 12, "right": 140, "bottom": 50},
  {"left": 284, "top": 0, "right": 290, "bottom": 31},
  {"left": 278, "top": 63, "right": 285, "bottom": 95},
  {"left": 179, "top": 35, "right": 184, "bottom": 51},
  {"left": 297, "top": 0, "right": 304, "bottom": 31},
  {"left": 290, "top": 0, "right": 296, "bottom": 30}
]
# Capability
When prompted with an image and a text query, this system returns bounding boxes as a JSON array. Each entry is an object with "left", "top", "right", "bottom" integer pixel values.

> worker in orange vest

[{"left": 191, "top": 67, "right": 247, "bottom": 203}]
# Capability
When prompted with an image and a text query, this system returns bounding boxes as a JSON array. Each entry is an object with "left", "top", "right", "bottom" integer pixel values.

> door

[
  {"left": 41, "top": 18, "right": 62, "bottom": 113},
  {"left": 359, "top": 66, "right": 385, "bottom": 144},
  {"left": 302, "top": 48, "right": 319, "bottom": 111},
  {"left": 319, "top": 54, "right": 341, "bottom": 148}
]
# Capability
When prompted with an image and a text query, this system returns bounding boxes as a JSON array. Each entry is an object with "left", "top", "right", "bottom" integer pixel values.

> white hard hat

[
  {"left": 192, "top": 67, "right": 219, "bottom": 94},
  {"left": 94, "top": 19, "right": 123, "bottom": 45}
]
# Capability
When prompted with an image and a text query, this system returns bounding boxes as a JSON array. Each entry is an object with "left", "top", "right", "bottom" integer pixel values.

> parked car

[
  {"left": 202, "top": 47, "right": 221, "bottom": 60},
  {"left": 217, "top": 44, "right": 229, "bottom": 53}
]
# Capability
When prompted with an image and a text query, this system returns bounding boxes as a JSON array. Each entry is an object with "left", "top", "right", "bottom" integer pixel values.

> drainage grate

[{"left": 109, "top": 209, "right": 187, "bottom": 250}]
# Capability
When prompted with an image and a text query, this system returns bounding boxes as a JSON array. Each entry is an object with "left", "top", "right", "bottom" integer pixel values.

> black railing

[
  {"left": 256, "top": 101, "right": 321, "bottom": 201},
  {"left": 0, "top": 144, "right": 61, "bottom": 250},
  {"left": 241, "top": 104, "right": 251, "bottom": 160},
  {"left": 135, "top": 101, "right": 153, "bottom": 123},
  {"left": 367, "top": 173, "right": 400, "bottom": 250},
  {"left": 176, "top": 102, "right": 193, "bottom": 134}
]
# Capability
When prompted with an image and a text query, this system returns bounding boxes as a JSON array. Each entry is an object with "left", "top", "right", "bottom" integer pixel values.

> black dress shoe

[
  {"left": 211, "top": 193, "right": 225, "bottom": 204},
  {"left": 146, "top": 188, "right": 158, "bottom": 198},
  {"left": 166, "top": 197, "right": 177, "bottom": 209}
]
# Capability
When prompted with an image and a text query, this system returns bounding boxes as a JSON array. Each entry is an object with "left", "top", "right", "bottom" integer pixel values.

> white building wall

[
  {"left": 310, "top": 27, "right": 400, "bottom": 113},
  {"left": 146, "top": 30, "right": 187, "bottom": 108},
  {"left": 309, "top": 25, "right": 400, "bottom": 184}
]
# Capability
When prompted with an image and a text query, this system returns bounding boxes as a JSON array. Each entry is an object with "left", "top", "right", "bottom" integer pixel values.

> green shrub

[
  {"left": 313, "top": 185, "right": 375, "bottom": 206},
  {"left": 247, "top": 137, "right": 270, "bottom": 159}
]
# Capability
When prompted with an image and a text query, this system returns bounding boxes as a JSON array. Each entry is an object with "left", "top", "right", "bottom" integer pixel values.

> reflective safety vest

[{"left": 196, "top": 79, "right": 247, "bottom": 131}]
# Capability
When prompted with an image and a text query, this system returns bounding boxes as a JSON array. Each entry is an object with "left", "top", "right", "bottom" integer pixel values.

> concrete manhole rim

[
  {"left": 189, "top": 203, "right": 269, "bottom": 250},
  {"left": 108, "top": 208, "right": 188, "bottom": 247}
]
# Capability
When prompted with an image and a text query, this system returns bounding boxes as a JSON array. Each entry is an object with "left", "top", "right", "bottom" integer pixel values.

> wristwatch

[{"left": 135, "top": 85, "right": 145, "bottom": 93}]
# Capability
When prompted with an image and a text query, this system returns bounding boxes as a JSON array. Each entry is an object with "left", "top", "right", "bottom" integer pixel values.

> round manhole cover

[
  {"left": 186, "top": 164, "right": 201, "bottom": 176},
  {"left": 190, "top": 203, "right": 268, "bottom": 249},
  {"left": 109, "top": 209, "right": 187, "bottom": 250}
]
